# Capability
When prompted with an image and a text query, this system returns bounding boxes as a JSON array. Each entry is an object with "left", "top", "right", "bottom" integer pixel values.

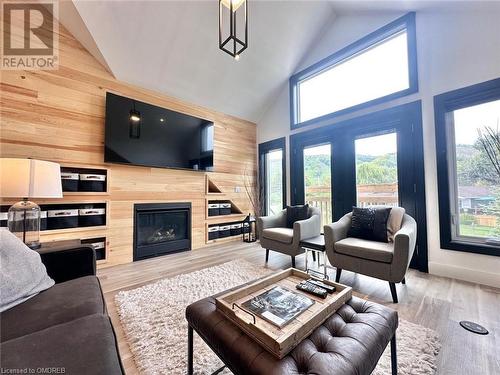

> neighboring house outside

[{"left": 458, "top": 186, "right": 496, "bottom": 227}]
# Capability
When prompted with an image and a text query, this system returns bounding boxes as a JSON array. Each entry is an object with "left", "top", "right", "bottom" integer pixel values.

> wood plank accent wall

[{"left": 0, "top": 13, "right": 257, "bottom": 267}]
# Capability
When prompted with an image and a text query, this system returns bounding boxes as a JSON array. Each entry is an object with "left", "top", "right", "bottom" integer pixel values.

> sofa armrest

[
  {"left": 392, "top": 214, "right": 417, "bottom": 279},
  {"left": 257, "top": 210, "right": 286, "bottom": 235},
  {"left": 324, "top": 213, "right": 352, "bottom": 250},
  {"left": 293, "top": 215, "right": 321, "bottom": 243},
  {"left": 40, "top": 246, "right": 96, "bottom": 284}
]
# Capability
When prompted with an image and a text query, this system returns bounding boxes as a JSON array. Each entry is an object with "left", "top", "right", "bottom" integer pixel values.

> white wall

[{"left": 257, "top": 9, "right": 500, "bottom": 288}]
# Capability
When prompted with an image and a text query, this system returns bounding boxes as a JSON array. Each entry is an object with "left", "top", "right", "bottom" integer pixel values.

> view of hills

[{"left": 303, "top": 153, "right": 398, "bottom": 187}]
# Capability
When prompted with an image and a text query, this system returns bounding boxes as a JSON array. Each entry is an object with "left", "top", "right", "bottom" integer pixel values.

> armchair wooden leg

[
  {"left": 291, "top": 256, "right": 296, "bottom": 268},
  {"left": 390, "top": 333, "right": 397, "bottom": 375},
  {"left": 402, "top": 277, "right": 406, "bottom": 285},
  {"left": 335, "top": 268, "right": 342, "bottom": 283},
  {"left": 389, "top": 282, "right": 398, "bottom": 303},
  {"left": 265, "top": 249, "right": 269, "bottom": 263}
]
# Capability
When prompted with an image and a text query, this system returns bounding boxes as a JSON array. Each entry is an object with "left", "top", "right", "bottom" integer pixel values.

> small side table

[{"left": 300, "top": 235, "right": 330, "bottom": 279}]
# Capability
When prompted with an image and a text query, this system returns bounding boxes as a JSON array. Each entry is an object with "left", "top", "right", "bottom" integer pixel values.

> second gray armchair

[
  {"left": 324, "top": 208, "right": 417, "bottom": 303},
  {"left": 257, "top": 206, "right": 321, "bottom": 267}
]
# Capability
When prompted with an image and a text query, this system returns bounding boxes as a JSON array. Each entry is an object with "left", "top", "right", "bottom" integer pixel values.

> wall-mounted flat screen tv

[{"left": 104, "top": 92, "right": 214, "bottom": 171}]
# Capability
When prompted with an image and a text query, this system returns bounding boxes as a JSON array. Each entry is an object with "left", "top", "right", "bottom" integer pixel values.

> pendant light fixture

[
  {"left": 219, "top": 0, "right": 248, "bottom": 60},
  {"left": 129, "top": 100, "right": 141, "bottom": 139}
]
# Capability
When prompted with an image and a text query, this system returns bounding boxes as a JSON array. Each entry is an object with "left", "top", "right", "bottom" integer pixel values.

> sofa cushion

[
  {"left": 335, "top": 237, "right": 394, "bottom": 263},
  {"left": 262, "top": 227, "right": 294, "bottom": 244},
  {"left": 0, "top": 276, "right": 105, "bottom": 342},
  {"left": 0, "top": 314, "right": 123, "bottom": 375},
  {"left": 0, "top": 228, "right": 54, "bottom": 312}
]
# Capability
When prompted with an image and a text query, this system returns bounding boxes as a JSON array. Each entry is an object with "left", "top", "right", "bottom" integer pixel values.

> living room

[{"left": 0, "top": 0, "right": 499, "bottom": 374}]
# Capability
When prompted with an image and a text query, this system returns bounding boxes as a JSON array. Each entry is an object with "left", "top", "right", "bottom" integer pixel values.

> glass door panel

[
  {"left": 304, "top": 144, "right": 332, "bottom": 227},
  {"left": 355, "top": 132, "right": 399, "bottom": 207},
  {"left": 265, "top": 149, "right": 284, "bottom": 215}
]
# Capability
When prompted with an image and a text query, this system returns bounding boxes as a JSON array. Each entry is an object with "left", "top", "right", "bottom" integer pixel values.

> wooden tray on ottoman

[{"left": 215, "top": 268, "right": 352, "bottom": 359}]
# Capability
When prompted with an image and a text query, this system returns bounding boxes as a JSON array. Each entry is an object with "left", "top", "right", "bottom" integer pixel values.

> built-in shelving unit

[
  {"left": 60, "top": 165, "right": 109, "bottom": 195},
  {"left": 0, "top": 201, "right": 109, "bottom": 234},
  {"left": 205, "top": 213, "right": 246, "bottom": 223},
  {"left": 206, "top": 199, "right": 244, "bottom": 219},
  {"left": 81, "top": 236, "right": 107, "bottom": 263},
  {"left": 204, "top": 175, "right": 246, "bottom": 244},
  {"left": 206, "top": 176, "right": 224, "bottom": 195}
]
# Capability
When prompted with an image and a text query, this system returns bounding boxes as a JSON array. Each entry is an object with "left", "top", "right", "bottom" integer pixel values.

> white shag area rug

[{"left": 115, "top": 260, "right": 441, "bottom": 375}]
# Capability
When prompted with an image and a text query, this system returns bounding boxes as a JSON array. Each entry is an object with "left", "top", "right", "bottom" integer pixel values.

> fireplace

[{"left": 133, "top": 203, "right": 191, "bottom": 261}]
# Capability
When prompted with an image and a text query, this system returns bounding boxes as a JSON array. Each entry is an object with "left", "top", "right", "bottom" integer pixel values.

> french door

[
  {"left": 291, "top": 101, "right": 428, "bottom": 272},
  {"left": 259, "top": 138, "right": 286, "bottom": 216}
]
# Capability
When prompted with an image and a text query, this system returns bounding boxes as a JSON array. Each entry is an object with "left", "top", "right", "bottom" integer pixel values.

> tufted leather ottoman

[{"left": 186, "top": 295, "right": 398, "bottom": 375}]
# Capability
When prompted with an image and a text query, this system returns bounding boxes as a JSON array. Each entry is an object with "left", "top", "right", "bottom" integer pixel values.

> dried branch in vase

[{"left": 243, "top": 164, "right": 263, "bottom": 218}]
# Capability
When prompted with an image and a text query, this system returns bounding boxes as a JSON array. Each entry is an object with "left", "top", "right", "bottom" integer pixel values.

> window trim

[
  {"left": 258, "top": 137, "right": 287, "bottom": 216},
  {"left": 434, "top": 78, "right": 500, "bottom": 257},
  {"left": 289, "top": 12, "right": 418, "bottom": 130}
]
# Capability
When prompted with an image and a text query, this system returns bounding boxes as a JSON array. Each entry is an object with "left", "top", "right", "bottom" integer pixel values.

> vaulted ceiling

[
  {"left": 60, "top": 0, "right": 336, "bottom": 122},
  {"left": 59, "top": 1, "right": 499, "bottom": 123}
]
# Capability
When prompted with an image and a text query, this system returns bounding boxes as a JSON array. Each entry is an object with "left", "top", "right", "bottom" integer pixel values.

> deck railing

[{"left": 306, "top": 183, "right": 399, "bottom": 225}]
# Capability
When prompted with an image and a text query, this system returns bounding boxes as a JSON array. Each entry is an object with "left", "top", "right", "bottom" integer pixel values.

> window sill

[{"left": 441, "top": 239, "right": 500, "bottom": 257}]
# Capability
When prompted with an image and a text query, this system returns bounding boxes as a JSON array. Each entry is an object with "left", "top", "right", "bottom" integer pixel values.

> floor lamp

[{"left": 0, "top": 159, "right": 62, "bottom": 249}]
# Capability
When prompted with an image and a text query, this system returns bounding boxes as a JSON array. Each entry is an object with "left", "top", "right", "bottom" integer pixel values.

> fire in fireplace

[{"left": 133, "top": 203, "right": 191, "bottom": 261}]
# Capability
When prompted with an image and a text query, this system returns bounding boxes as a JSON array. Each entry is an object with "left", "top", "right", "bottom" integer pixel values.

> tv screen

[{"left": 104, "top": 92, "right": 214, "bottom": 171}]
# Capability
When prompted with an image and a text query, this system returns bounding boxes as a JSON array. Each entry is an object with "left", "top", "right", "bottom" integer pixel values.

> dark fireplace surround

[{"left": 133, "top": 202, "right": 191, "bottom": 261}]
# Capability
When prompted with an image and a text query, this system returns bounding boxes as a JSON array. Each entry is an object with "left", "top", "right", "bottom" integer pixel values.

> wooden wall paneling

[{"left": 0, "top": 13, "right": 257, "bottom": 267}]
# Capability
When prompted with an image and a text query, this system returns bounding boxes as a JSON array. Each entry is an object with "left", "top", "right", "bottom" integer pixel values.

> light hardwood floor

[{"left": 98, "top": 241, "right": 500, "bottom": 375}]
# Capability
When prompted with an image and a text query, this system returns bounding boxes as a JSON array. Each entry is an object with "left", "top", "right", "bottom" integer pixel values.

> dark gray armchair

[
  {"left": 324, "top": 210, "right": 417, "bottom": 303},
  {"left": 257, "top": 206, "right": 321, "bottom": 267}
]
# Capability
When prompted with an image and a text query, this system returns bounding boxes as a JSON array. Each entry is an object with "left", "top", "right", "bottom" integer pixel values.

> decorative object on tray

[
  {"left": 0, "top": 158, "right": 63, "bottom": 249},
  {"left": 306, "top": 278, "right": 336, "bottom": 293},
  {"left": 216, "top": 268, "right": 352, "bottom": 358},
  {"left": 296, "top": 280, "right": 328, "bottom": 298},
  {"left": 241, "top": 286, "right": 314, "bottom": 328}
]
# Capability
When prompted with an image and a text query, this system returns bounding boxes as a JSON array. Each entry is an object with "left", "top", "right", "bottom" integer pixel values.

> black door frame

[
  {"left": 290, "top": 101, "right": 428, "bottom": 272},
  {"left": 258, "top": 137, "right": 287, "bottom": 216}
]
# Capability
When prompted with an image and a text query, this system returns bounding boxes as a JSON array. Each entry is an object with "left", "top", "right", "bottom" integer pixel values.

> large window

[
  {"left": 290, "top": 12, "right": 417, "bottom": 129},
  {"left": 435, "top": 78, "right": 500, "bottom": 257},
  {"left": 259, "top": 138, "right": 286, "bottom": 216}
]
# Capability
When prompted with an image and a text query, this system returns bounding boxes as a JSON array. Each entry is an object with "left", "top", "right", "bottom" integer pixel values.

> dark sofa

[{"left": 0, "top": 246, "right": 124, "bottom": 374}]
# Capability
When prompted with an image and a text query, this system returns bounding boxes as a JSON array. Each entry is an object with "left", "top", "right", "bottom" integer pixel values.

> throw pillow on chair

[
  {"left": 286, "top": 204, "right": 310, "bottom": 228},
  {"left": 347, "top": 206, "right": 392, "bottom": 243}
]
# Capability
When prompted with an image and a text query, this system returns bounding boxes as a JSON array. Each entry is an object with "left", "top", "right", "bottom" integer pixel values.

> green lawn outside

[{"left": 459, "top": 224, "right": 496, "bottom": 237}]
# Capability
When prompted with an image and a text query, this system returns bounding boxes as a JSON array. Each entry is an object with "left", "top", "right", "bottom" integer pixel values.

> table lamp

[{"left": 0, "top": 158, "right": 62, "bottom": 249}]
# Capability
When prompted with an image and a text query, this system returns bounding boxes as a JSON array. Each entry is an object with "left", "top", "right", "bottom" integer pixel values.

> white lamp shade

[{"left": 0, "top": 158, "right": 63, "bottom": 198}]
